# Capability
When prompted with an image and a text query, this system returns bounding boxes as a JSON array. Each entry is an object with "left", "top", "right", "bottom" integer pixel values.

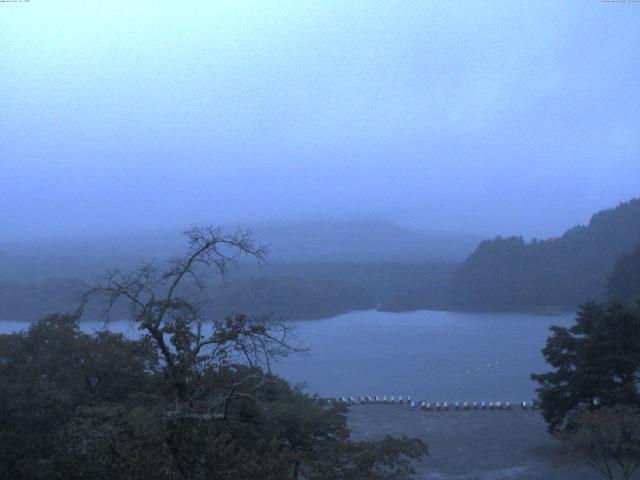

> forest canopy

[
  {"left": 0, "top": 227, "right": 427, "bottom": 480},
  {"left": 447, "top": 199, "right": 640, "bottom": 311}
]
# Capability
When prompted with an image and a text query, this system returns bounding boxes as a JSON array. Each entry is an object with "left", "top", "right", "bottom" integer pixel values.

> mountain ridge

[{"left": 447, "top": 198, "right": 640, "bottom": 310}]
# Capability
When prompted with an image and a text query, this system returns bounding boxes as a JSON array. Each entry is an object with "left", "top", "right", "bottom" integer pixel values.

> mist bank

[
  {"left": 0, "top": 262, "right": 456, "bottom": 322},
  {"left": 0, "top": 220, "right": 469, "bottom": 321},
  {"left": 0, "top": 220, "right": 480, "bottom": 282},
  {"left": 1, "top": 198, "right": 638, "bottom": 322}
]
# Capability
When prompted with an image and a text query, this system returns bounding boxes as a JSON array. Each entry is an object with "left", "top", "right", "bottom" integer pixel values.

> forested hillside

[
  {"left": 0, "top": 220, "right": 478, "bottom": 282},
  {"left": 447, "top": 199, "right": 640, "bottom": 311},
  {"left": 0, "top": 262, "right": 455, "bottom": 322},
  {"left": 607, "top": 242, "right": 640, "bottom": 306},
  {"left": 0, "top": 220, "right": 465, "bottom": 321}
]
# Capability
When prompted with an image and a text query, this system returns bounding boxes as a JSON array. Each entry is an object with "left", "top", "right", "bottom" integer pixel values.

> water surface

[
  {"left": 1, "top": 309, "right": 574, "bottom": 402},
  {"left": 273, "top": 309, "right": 574, "bottom": 402}
]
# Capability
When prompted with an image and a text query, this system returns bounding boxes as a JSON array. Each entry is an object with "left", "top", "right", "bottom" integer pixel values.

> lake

[
  {"left": 0, "top": 309, "right": 574, "bottom": 402},
  {"left": 274, "top": 309, "right": 574, "bottom": 402}
]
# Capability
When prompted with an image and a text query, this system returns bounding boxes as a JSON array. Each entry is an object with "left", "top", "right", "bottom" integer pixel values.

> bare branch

[{"left": 77, "top": 225, "right": 297, "bottom": 408}]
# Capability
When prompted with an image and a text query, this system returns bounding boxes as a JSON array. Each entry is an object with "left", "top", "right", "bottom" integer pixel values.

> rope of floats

[{"left": 320, "top": 396, "right": 539, "bottom": 410}]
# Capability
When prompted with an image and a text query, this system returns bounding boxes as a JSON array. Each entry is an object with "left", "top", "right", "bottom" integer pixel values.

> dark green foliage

[
  {"left": 608, "top": 243, "right": 640, "bottom": 307},
  {"left": 302, "top": 435, "right": 427, "bottom": 480},
  {"left": 532, "top": 302, "right": 640, "bottom": 433},
  {"left": 0, "top": 314, "right": 427, "bottom": 480},
  {"left": 0, "top": 314, "right": 159, "bottom": 479},
  {"left": 560, "top": 406, "right": 640, "bottom": 480},
  {"left": 211, "top": 262, "right": 454, "bottom": 319},
  {"left": 0, "top": 227, "right": 426, "bottom": 479},
  {"left": 448, "top": 198, "right": 640, "bottom": 311},
  {"left": 0, "top": 262, "right": 455, "bottom": 322}
]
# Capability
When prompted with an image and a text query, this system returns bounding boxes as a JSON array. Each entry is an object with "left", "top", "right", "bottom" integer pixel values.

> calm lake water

[
  {"left": 274, "top": 309, "right": 575, "bottom": 402},
  {"left": 0, "top": 309, "right": 574, "bottom": 402}
]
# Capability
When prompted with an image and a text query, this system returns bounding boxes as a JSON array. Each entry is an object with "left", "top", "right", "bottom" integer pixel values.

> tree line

[
  {"left": 533, "top": 256, "right": 640, "bottom": 479},
  {"left": 448, "top": 198, "right": 640, "bottom": 311},
  {"left": 0, "top": 227, "right": 426, "bottom": 480}
]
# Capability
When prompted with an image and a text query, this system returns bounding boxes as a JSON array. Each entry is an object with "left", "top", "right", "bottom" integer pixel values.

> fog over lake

[{"left": 1, "top": 309, "right": 573, "bottom": 402}]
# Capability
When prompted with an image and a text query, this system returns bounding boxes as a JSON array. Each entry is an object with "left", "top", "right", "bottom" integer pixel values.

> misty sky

[{"left": 1, "top": 1, "right": 639, "bottom": 243}]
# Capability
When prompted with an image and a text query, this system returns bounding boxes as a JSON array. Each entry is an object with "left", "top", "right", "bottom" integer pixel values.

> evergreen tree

[
  {"left": 449, "top": 198, "right": 640, "bottom": 310},
  {"left": 532, "top": 302, "right": 640, "bottom": 433},
  {"left": 608, "top": 243, "right": 640, "bottom": 307}
]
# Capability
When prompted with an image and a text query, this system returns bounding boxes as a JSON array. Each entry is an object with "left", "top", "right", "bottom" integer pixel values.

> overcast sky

[{"left": 1, "top": 1, "right": 639, "bottom": 243}]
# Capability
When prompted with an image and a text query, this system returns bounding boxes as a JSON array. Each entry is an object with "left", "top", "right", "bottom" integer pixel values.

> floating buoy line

[
  {"left": 453, "top": 346, "right": 540, "bottom": 378},
  {"left": 318, "top": 395, "right": 539, "bottom": 411},
  {"left": 314, "top": 347, "right": 544, "bottom": 411}
]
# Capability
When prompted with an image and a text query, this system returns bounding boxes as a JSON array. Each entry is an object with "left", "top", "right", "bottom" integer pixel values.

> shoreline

[
  {"left": 0, "top": 306, "right": 576, "bottom": 325},
  {"left": 348, "top": 405, "right": 598, "bottom": 480}
]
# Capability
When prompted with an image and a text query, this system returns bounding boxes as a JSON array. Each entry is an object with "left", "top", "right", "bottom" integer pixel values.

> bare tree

[
  {"left": 561, "top": 406, "right": 640, "bottom": 480},
  {"left": 80, "top": 226, "right": 301, "bottom": 414}
]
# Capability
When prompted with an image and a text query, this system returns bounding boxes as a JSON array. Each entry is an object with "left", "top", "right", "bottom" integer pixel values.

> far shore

[{"left": 0, "top": 306, "right": 577, "bottom": 325}]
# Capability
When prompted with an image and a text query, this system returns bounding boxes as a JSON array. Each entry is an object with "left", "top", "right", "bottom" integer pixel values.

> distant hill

[
  {"left": 0, "top": 219, "right": 470, "bottom": 320},
  {"left": 250, "top": 220, "right": 480, "bottom": 263},
  {"left": 0, "top": 220, "right": 480, "bottom": 281},
  {"left": 447, "top": 198, "right": 640, "bottom": 311}
]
